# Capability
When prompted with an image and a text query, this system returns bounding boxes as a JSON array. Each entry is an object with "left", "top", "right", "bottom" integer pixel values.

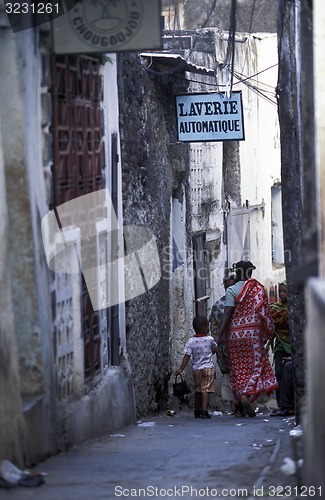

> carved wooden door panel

[{"left": 52, "top": 55, "right": 104, "bottom": 380}]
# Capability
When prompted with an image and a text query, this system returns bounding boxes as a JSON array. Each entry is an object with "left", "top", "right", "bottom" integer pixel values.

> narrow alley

[{"left": 1, "top": 405, "right": 302, "bottom": 500}]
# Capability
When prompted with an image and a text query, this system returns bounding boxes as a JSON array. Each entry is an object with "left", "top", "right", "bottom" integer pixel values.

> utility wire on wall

[{"left": 233, "top": 69, "right": 277, "bottom": 106}]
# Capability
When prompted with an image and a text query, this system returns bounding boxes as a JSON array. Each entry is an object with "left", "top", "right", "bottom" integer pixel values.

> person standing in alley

[
  {"left": 269, "top": 282, "right": 292, "bottom": 413},
  {"left": 175, "top": 316, "right": 218, "bottom": 419},
  {"left": 209, "top": 271, "right": 236, "bottom": 374},
  {"left": 214, "top": 261, "right": 278, "bottom": 418},
  {"left": 209, "top": 271, "right": 237, "bottom": 413},
  {"left": 270, "top": 356, "right": 295, "bottom": 416}
]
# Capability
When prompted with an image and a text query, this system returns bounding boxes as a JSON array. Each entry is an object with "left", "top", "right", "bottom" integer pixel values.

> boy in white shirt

[{"left": 175, "top": 316, "right": 218, "bottom": 419}]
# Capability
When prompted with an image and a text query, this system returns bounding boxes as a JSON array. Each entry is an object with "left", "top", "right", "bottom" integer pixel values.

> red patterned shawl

[{"left": 226, "top": 279, "right": 278, "bottom": 404}]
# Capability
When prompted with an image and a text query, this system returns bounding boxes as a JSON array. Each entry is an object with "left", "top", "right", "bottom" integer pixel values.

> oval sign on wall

[{"left": 53, "top": 0, "right": 162, "bottom": 54}]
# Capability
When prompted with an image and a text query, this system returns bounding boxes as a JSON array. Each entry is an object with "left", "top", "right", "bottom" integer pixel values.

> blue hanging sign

[{"left": 176, "top": 91, "right": 245, "bottom": 142}]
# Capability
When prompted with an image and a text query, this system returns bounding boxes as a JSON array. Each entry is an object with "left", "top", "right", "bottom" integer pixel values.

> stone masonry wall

[{"left": 117, "top": 53, "right": 190, "bottom": 417}]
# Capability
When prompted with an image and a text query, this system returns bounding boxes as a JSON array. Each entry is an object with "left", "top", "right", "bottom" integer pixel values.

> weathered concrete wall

[
  {"left": 304, "top": 279, "right": 325, "bottom": 493},
  {"left": 117, "top": 52, "right": 191, "bottom": 416},
  {"left": 314, "top": 0, "right": 325, "bottom": 277},
  {"left": 0, "top": 30, "right": 43, "bottom": 397},
  {"left": 0, "top": 110, "right": 26, "bottom": 468},
  {"left": 18, "top": 30, "right": 59, "bottom": 464},
  {"left": 303, "top": 0, "right": 325, "bottom": 488},
  {"left": 0, "top": 28, "right": 54, "bottom": 466},
  {"left": 65, "top": 367, "right": 135, "bottom": 446}
]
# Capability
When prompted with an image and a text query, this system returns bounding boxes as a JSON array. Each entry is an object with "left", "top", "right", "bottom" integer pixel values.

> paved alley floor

[{"left": 1, "top": 407, "right": 303, "bottom": 500}]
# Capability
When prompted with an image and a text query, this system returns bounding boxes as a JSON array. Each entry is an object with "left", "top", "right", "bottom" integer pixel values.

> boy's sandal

[{"left": 240, "top": 395, "right": 256, "bottom": 417}]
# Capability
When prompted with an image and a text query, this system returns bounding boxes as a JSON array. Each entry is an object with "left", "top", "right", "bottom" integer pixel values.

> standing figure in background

[
  {"left": 270, "top": 357, "right": 295, "bottom": 416},
  {"left": 209, "top": 272, "right": 236, "bottom": 374},
  {"left": 270, "top": 281, "right": 291, "bottom": 409},
  {"left": 215, "top": 261, "right": 278, "bottom": 418}
]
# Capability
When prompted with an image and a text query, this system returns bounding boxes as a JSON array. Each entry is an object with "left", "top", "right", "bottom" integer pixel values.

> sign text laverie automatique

[{"left": 176, "top": 92, "right": 245, "bottom": 142}]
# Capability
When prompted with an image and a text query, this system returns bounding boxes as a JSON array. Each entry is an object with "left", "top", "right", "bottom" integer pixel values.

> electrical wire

[
  {"left": 228, "top": 63, "right": 278, "bottom": 104},
  {"left": 157, "top": 68, "right": 278, "bottom": 106},
  {"left": 233, "top": 64, "right": 278, "bottom": 86},
  {"left": 231, "top": 66, "right": 277, "bottom": 105},
  {"left": 235, "top": 79, "right": 277, "bottom": 106}
]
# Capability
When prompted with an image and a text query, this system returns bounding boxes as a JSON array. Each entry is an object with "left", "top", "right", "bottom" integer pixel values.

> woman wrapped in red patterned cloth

[{"left": 215, "top": 261, "right": 279, "bottom": 418}]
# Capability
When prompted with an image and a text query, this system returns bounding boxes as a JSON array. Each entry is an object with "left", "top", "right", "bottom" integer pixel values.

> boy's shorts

[{"left": 192, "top": 368, "right": 215, "bottom": 393}]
